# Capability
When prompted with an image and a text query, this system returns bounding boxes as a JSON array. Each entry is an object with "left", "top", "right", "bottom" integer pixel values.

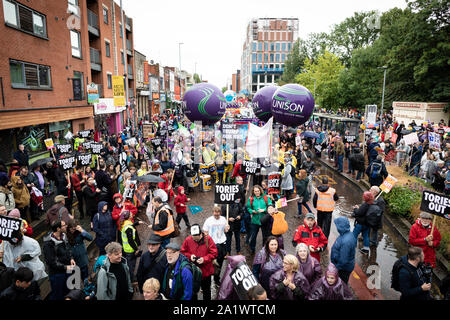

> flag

[
  {"left": 189, "top": 205, "right": 203, "bottom": 215},
  {"left": 245, "top": 117, "right": 273, "bottom": 158}
]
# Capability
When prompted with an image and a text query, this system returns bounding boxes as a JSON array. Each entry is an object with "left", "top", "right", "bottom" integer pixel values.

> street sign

[
  {"left": 113, "top": 76, "right": 125, "bottom": 107},
  {"left": 87, "top": 83, "right": 99, "bottom": 104}
]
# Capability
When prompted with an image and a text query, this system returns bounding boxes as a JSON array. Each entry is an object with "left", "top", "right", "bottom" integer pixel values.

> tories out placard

[
  {"left": 214, "top": 184, "right": 240, "bottom": 204},
  {"left": 420, "top": 190, "right": 450, "bottom": 220}
]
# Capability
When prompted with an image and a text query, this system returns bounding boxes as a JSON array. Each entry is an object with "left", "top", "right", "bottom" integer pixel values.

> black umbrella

[
  {"left": 137, "top": 174, "right": 165, "bottom": 183},
  {"left": 30, "top": 157, "right": 54, "bottom": 168},
  {"left": 286, "top": 127, "right": 297, "bottom": 134},
  {"left": 400, "top": 129, "right": 412, "bottom": 135}
]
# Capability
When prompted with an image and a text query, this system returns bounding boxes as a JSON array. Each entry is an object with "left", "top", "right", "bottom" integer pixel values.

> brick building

[{"left": 0, "top": 0, "right": 135, "bottom": 163}]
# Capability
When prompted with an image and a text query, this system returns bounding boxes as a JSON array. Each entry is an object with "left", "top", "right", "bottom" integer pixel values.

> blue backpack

[{"left": 370, "top": 162, "right": 382, "bottom": 179}]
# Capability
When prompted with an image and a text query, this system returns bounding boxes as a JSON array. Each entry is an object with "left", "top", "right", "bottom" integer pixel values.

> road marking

[{"left": 312, "top": 174, "right": 337, "bottom": 185}]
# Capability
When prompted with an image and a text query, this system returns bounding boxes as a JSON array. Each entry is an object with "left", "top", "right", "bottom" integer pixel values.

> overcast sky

[{"left": 123, "top": 0, "right": 408, "bottom": 89}]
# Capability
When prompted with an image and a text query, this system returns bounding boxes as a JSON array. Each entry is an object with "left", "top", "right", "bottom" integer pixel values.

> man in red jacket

[
  {"left": 292, "top": 213, "right": 328, "bottom": 262},
  {"left": 181, "top": 224, "right": 218, "bottom": 300},
  {"left": 409, "top": 212, "right": 441, "bottom": 268}
]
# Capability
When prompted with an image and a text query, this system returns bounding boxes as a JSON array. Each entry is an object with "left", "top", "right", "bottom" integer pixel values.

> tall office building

[{"left": 240, "top": 18, "right": 298, "bottom": 97}]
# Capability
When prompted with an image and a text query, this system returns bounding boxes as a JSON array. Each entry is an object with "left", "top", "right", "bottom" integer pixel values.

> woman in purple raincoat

[
  {"left": 295, "top": 243, "right": 322, "bottom": 287},
  {"left": 217, "top": 255, "right": 246, "bottom": 300},
  {"left": 252, "top": 236, "right": 286, "bottom": 299},
  {"left": 269, "top": 254, "right": 310, "bottom": 300},
  {"left": 308, "top": 263, "right": 354, "bottom": 300}
]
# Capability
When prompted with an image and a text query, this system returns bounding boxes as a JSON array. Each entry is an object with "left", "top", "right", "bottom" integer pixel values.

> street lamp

[
  {"left": 377, "top": 65, "right": 388, "bottom": 126},
  {"left": 178, "top": 42, "right": 184, "bottom": 73}
]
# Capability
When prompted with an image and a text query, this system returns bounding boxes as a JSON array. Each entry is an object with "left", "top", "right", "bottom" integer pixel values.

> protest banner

[
  {"left": 77, "top": 153, "right": 92, "bottom": 166},
  {"left": 379, "top": 175, "right": 398, "bottom": 195},
  {"left": 276, "top": 197, "right": 287, "bottom": 209},
  {"left": 112, "top": 75, "right": 125, "bottom": 107},
  {"left": 390, "top": 133, "right": 398, "bottom": 144},
  {"left": 83, "top": 141, "right": 92, "bottom": 150},
  {"left": 57, "top": 156, "right": 76, "bottom": 171},
  {"left": 214, "top": 184, "right": 240, "bottom": 204},
  {"left": 78, "top": 130, "right": 91, "bottom": 138},
  {"left": 344, "top": 135, "right": 356, "bottom": 143},
  {"left": 125, "top": 137, "right": 137, "bottom": 146},
  {"left": 403, "top": 133, "right": 419, "bottom": 145},
  {"left": 268, "top": 172, "right": 281, "bottom": 194},
  {"left": 55, "top": 144, "right": 72, "bottom": 154},
  {"left": 428, "top": 132, "right": 441, "bottom": 150},
  {"left": 242, "top": 159, "right": 259, "bottom": 175},
  {"left": 0, "top": 216, "right": 22, "bottom": 242},
  {"left": 420, "top": 190, "right": 450, "bottom": 220},
  {"left": 230, "top": 261, "right": 259, "bottom": 300},
  {"left": 44, "top": 138, "right": 55, "bottom": 150},
  {"left": 123, "top": 180, "right": 137, "bottom": 200},
  {"left": 90, "top": 143, "right": 103, "bottom": 154}
]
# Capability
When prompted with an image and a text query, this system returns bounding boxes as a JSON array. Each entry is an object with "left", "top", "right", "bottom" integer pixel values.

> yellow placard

[
  {"left": 44, "top": 138, "right": 54, "bottom": 149},
  {"left": 380, "top": 175, "right": 398, "bottom": 193},
  {"left": 112, "top": 75, "right": 125, "bottom": 107}
]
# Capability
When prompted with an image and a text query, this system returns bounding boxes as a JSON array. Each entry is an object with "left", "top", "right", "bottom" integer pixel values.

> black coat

[
  {"left": 82, "top": 185, "right": 98, "bottom": 214},
  {"left": 0, "top": 282, "right": 41, "bottom": 300},
  {"left": 221, "top": 202, "right": 243, "bottom": 232},
  {"left": 349, "top": 152, "right": 365, "bottom": 171},
  {"left": 136, "top": 246, "right": 168, "bottom": 292},
  {"left": 42, "top": 233, "right": 73, "bottom": 275},
  {"left": 0, "top": 263, "right": 14, "bottom": 293},
  {"left": 13, "top": 150, "right": 29, "bottom": 167},
  {"left": 398, "top": 256, "right": 430, "bottom": 300}
]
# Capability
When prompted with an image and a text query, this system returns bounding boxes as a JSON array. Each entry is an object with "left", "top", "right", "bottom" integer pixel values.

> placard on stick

[
  {"left": 44, "top": 138, "right": 55, "bottom": 150},
  {"left": 268, "top": 172, "right": 281, "bottom": 194},
  {"left": 379, "top": 175, "right": 398, "bottom": 193},
  {"left": 78, "top": 130, "right": 91, "bottom": 138},
  {"left": 0, "top": 216, "right": 22, "bottom": 243},
  {"left": 230, "top": 261, "right": 259, "bottom": 300},
  {"left": 90, "top": 143, "right": 103, "bottom": 154},
  {"left": 214, "top": 184, "right": 240, "bottom": 204},
  {"left": 77, "top": 153, "right": 92, "bottom": 166},
  {"left": 55, "top": 143, "right": 72, "bottom": 154},
  {"left": 242, "top": 159, "right": 259, "bottom": 175},
  {"left": 58, "top": 156, "right": 76, "bottom": 171},
  {"left": 420, "top": 191, "right": 450, "bottom": 220}
]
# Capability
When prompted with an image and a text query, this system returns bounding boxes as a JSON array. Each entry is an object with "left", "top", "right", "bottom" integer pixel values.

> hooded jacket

[
  {"left": 308, "top": 264, "right": 353, "bottom": 300},
  {"left": 330, "top": 217, "right": 356, "bottom": 272},
  {"left": 252, "top": 247, "right": 286, "bottom": 297},
  {"left": 292, "top": 222, "right": 328, "bottom": 262},
  {"left": 161, "top": 253, "right": 193, "bottom": 300},
  {"left": 45, "top": 202, "right": 72, "bottom": 226},
  {"left": 42, "top": 232, "right": 73, "bottom": 275},
  {"left": 0, "top": 281, "right": 41, "bottom": 300},
  {"left": 0, "top": 186, "right": 15, "bottom": 212},
  {"left": 408, "top": 218, "right": 441, "bottom": 268},
  {"left": 95, "top": 257, "right": 133, "bottom": 300},
  {"left": 269, "top": 267, "right": 310, "bottom": 300},
  {"left": 174, "top": 187, "right": 188, "bottom": 214},
  {"left": 217, "top": 255, "right": 246, "bottom": 300},
  {"left": 181, "top": 233, "right": 218, "bottom": 279},
  {"left": 296, "top": 252, "right": 322, "bottom": 287},
  {"left": 111, "top": 193, "right": 138, "bottom": 230},
  {"left": 366, "top": 159, "right": 388, "bottom": 186},
  {"left": 92, "top": 201, "right": 116, "bottom": 249},
  {"left": 10, "top": 176, "right": 30, "bottom": 209}
]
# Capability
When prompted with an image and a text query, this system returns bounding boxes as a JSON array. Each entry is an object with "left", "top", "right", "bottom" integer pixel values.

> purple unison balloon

[
  {"left": 252, "top": 85, "right": 278, "bottom": 123},
  {"left": 271, "top": 84, "right": 315, "bottom": 127},
  {"left": 182, "top": 83, "right": 227, "bottom": 125}
]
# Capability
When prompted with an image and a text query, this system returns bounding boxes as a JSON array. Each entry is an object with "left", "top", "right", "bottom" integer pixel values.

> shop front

[{"left": 94, "top": 98, "right": 126, "bottom": 135}]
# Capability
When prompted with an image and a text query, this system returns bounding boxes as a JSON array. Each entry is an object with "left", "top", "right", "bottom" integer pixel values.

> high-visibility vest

[
  {"left": 121, "top": 221, "right": 136, "bottom": 253},
  {"left": 316, "top": 188, "right": 336, "bottom": 212},
  {"left": 153, "top": 206, "right": 175, "bottom": 237}
]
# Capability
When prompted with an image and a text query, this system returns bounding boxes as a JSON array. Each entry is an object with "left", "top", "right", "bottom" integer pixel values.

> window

[
  {"left": 264, "top": 42, "right": 268, "bottom": 51},
  {"left": 103, "top": 7, "right": 108, "bottom": 24},
  {"left": 9, "top": 59, "right": 51, "bottom": 89},
  {"left": 252, "top": 53, "right": 256, "bottom": 62},
  {"left": 281, "top": 53, "right": 285, "bottom": 62},
  {"left": 105, "top": 41, "right": 110, "bottom": 57},
  {"left": 270, "top": 42, "right": 274, "bottom": 51},
  {"left": 264, "top": 53, "right": 268, "bottom": 63},
  {"left": 252, "top": 42, "right": 256, "bottom": 51},
  {"left": 107, "top": 74, "right": 112, "bottom": 89},
  {"left": 281, "top": 42, "right": 286, "bottom": 51},
  {"left": 259, "top": 74, "right": 264, "bottom": 83},
  {"left": 276, "top": 42, "right": 280, "bottom": 51},
  {"left": 119, "top": 23, "right": 123, "bottom": 38},
  {"left": 258, "top": 64, "right": 262, "bottom": 70},
  {"left": 3, "top": 1, "right": 47, "bottom": 37},
  {"left": 70, "top": 30, "right": 81, "bottom": 58},
  {"left": 258, "top": 42, "right": 262, "bottom": 51},
  {"left": 252, "top": 74, "right": 257, "bottom": 83},
  {"left": 73, "top": 71, "right": 84, "bottom": 100},
  {"left": 275, "top": 54, "right": 280, "bottom": 62},
  {"left": 252, "top": 64, "right": 256, "bottom": 71},
  {"left": 288, "top": 43, "right": 292, "bottom": 51},
  {"left": 258, "top": 53, "right": 262, "bottom": 62},
  {"left": 121, "top": 51, "right": 124, "bottom": 64},
  {"left": 68, "top": 0, "right": 79, "bottom": 16},
  {"left": 270, "top": 53, "right": 274, "bottom": 62},
  {"left": 3, "top": 0, "right": 17, "bottom": 26}
]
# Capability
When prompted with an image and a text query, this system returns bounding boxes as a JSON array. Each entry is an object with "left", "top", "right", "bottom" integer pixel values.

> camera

[{"left": 420, "top": 263, "right": 433, "bottom": 284}]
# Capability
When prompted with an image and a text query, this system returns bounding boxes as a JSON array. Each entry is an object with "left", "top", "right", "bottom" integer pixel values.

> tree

[
  {"left": 295, "top": 51, "right": 345, "bottom": 110},
  {"left": 193, "top": 73, "right": 201, "bottom": 83},
  {"left": 222, "top": 87, "right": 227, "bottom": 93},
  {"left": 280, "top": 39, "right": 305, "bottom": 84}
]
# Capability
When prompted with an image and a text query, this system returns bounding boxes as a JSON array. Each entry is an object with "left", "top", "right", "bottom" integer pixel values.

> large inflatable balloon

[
  {"left": 271, "top": 84, "right": 315, "bottom": 127},
  {"left": 182, "top": 83, "right": 227, "bottom": 125},
  {"left": 252, "top": 85, "right": 278, "bottom": 123}
]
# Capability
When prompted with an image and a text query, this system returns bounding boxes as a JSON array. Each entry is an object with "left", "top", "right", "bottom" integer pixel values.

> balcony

[
  {"left": 87, "top": 9, "right": 99, "bottom": 37},
  {"left": 90, "top": 47, "right": 102, "bottom": 71},
  {"left": 127, "top": 65, "right": 133, "bottom": 79},
  {"left": 125, "top": 17, "right": 132, "bottom": 32},
  {"left": 126, "top": 39, "right": 132, "bottom": 56}
]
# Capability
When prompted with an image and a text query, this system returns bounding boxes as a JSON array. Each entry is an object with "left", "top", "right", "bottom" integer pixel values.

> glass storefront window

[
  {"left": 49, "top": 121, "right": 72, "bottom": 144},
  {"left": 15, "top": 124, "right": 49, "bottom": 156}
]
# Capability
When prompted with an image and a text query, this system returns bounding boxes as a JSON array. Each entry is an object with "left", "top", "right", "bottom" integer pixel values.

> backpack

[
  {"left": 366, "top": 204, "right": 383, "bottom": 229},
  {"left": 249, "top": 195, "right": 268, "bottom": 209},
  {"left": 370, "top": 162, "right": 382, "bottom": 179},
  {"left": 179, "top": 260, "right": 203, "bottom": 294},
  {"left": 271, "top": 212, "right": 288, "bottom": 235},
  {"left": 391, "top": 256, "right": 414, "bottom": 292}
]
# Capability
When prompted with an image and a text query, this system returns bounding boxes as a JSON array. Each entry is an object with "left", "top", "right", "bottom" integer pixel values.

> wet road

[{"left": 128, "top": 161, "right": 412, "bottom": 300}]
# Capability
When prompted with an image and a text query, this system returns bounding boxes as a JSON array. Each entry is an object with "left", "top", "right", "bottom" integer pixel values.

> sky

[{"left": 123, "top": 0, "right": 408, "bottom": 89}]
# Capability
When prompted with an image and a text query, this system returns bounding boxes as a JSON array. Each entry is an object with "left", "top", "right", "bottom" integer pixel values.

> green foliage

[
  {"left": 222, "top": 87, "right": 227, "bottom": 93},
  {"left": 384, "top": 186, "right": 422, "bottom": 217},
  {"left": 193, "top": 73, "right": 201, "bottom": 83},
  {"left": 295, "top": 51, "right": 345, "bottom": 109}
]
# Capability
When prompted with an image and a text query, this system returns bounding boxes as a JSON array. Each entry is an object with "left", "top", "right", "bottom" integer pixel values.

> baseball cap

[
  {"left": 305, "top": 212, "right": 316, "bottom": 220},
  {"left": 190, "top": 224, "right": 201, "bottom": 236}
]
